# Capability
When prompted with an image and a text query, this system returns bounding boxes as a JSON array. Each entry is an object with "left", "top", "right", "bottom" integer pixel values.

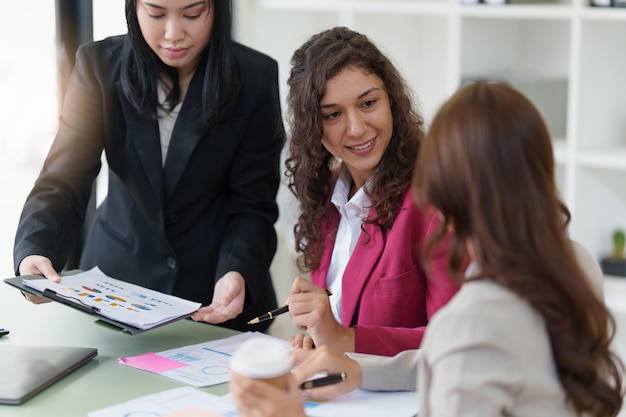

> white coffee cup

[{"left": 230, "top": 337, "right": 291, "bottom": 390}]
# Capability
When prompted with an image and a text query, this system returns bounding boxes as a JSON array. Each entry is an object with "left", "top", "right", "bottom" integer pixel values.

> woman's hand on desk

[
  {"left": 230, "top": 370, "right": 307, "bottom": 417},
  {"left": 191, "top": 271, "right": 245, "bottom": 324},
  {"left": 291, "top": 346, "right": 362, "bottom": 400},
  {"left": 288, "top": 277, "right": 355, "bottom": 352},
  {"left": 230, "top": 346, "right": 362, "bottom": 416},
  {"left": 18, "top": 255, "right": 61, "bottom": 304}
]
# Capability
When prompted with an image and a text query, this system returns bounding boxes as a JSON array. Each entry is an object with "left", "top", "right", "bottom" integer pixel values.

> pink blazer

[{"left": 311, "top": 189, "right": 459, "bottom": 356}]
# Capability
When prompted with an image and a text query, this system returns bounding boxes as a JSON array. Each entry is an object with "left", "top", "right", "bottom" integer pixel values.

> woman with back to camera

[
  {"left": 282, "top": 26, "right": 459, "bottom": 356},
  {"left": 13, "top": 0, "right": 285, "bottom": 331},
  {"left": 231, "top": 81, "right": 624, "bottom": 417}
]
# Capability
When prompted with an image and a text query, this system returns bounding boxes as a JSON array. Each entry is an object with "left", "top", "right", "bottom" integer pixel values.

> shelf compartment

[
  {"left": 576, "top": 20, "right": 626, "bottom": 152},
  {"left": 460, "top": 17, "right": 570, "bottom": 139},
  {"left": 570, "top": 167, "right": 626, "bottom": 260},
  {"left": 459, "top": 17, "right": 570, "bottom": 75}
]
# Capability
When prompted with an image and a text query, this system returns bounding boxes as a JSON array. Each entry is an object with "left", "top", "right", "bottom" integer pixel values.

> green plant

[{"left": 613, "top": 229, "right": 625, "bottom": 259}]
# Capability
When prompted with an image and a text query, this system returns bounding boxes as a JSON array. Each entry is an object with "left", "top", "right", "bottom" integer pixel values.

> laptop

[{"left": 0, "top": 344, "right": 97, "bottom": 405}]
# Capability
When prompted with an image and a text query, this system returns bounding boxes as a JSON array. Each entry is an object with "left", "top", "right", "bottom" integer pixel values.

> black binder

[{"left": 4, "top": 275, "right": 194, "bottom": 336}]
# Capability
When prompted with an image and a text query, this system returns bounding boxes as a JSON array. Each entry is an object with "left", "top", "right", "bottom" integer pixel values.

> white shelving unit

[{"left": 233, "top": 0, "right": 626, "bottom": 272}]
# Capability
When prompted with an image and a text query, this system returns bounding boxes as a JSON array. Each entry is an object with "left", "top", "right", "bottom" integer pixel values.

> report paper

[
  {"left": 119, "top": 332, "right": 289, "bottom": 387},
  {"left": 22, "top": 266, "right": 201, "bottom": 330},
  {"left": 88, "top": 386, "right": 419, "bottom": 417}
]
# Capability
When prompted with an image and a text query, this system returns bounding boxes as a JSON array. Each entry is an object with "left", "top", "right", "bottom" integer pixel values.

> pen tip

[{"left": 247, "top": 318, "right": 259, "bottom": 325}]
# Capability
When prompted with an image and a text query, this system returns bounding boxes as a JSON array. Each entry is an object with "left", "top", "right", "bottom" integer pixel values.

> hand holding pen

[
  {"left": 230, "top": 347, "right": 359, "bottom": 416},
  {"left": 291, "top": 347, "right": 363, "bottom": 400},
  {"left": 248, "top": 287, "right": 333, "bottom": 324},
  {"left": 285, "top": 277, "right": 356, "bottom": 352}
]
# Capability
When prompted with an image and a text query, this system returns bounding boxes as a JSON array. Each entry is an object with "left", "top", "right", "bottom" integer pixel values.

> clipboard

[{"left": 4, "top": 275, "right": 196, "bottom": 336}]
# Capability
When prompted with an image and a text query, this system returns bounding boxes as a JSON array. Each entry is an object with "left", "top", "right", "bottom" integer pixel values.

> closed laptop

[{"left": 0, "top": 344, "right": 97, "bottom": 405}]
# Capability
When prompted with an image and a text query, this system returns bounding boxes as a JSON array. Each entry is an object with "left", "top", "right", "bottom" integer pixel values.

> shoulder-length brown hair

[
  {"left": 413, "top": 81, "right": 623, "bottom": 416},
  {"left": 285, "top": 26, "right": 424, "bottom": 271}
]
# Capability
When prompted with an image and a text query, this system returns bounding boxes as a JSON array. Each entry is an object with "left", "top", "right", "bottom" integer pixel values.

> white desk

[{"left": 0, "top": 280, "right": 238, "bottom": 417}]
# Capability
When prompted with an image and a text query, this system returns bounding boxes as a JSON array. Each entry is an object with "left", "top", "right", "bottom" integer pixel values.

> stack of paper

[{"left": 22, "top": 267, "right": 201, "bottom": 330}]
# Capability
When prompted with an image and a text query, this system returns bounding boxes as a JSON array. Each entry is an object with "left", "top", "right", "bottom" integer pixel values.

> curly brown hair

[
  {"left": 414, "top": 81, "right": 624, "bottom": 416},
  {"left": 285, "top": 27, "right": 425, "bottom": 271}
]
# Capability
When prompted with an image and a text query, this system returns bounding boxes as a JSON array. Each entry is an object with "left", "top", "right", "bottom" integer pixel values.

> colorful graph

[
  {"left": 106, "top": 294, "right": 127, "bottom": 302},
  {"left": 60, "top": 285, "right": 155, "bottom": 313}
]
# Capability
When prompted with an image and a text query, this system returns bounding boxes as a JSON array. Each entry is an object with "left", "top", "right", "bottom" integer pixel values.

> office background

[{"left": 1, "top": 0, "right": 625, "bottom": 388}]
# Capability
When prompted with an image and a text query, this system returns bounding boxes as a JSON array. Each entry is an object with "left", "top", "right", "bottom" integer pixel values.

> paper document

[
  {"left": 303, "top": 387, "right": 418, "bottom": 417},
  {"left": 119, "top": 332, "right": 290, "bottom": 387},
  {"left": 22, "top": 266, "right": 201, "bottom": 330},
  {"left": 88, "top": 387, "right": 235, "bottom": 417},
  {"left": 88, "top": 386, "right": 419, "bottom": 417}
]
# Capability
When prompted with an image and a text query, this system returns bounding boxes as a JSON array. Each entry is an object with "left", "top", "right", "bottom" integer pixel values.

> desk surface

[{"left": 0, "top": 279, "right": 239, "bottom": 417}]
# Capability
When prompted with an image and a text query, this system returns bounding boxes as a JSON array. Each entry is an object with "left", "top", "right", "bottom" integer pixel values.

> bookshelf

[{"left": 233, "top": 0, "right": 626, "bottom": 271}]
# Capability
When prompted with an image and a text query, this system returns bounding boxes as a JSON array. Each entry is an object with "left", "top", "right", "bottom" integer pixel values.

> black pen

[
  {"left": 299, "top": 372, "right": 347, "bottom": 390},
  {"left": 247, "top": 289, "right": 333, "bottom": 324}
]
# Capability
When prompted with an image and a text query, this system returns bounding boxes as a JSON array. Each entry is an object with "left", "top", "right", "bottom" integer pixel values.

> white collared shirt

[
  {"left": 326, "top": 165, "right": 372, "bottom": 322},
  {"left": 465, "top": 261, "right": 477, "bottom": 279},
  {"left": 157, "top": 87, "right": 183, "bottom": 167}
]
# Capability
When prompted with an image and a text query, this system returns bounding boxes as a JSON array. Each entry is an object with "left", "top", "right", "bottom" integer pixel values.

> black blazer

[{"left": 13, "top": 35, "right": 284, "bottom": 331}]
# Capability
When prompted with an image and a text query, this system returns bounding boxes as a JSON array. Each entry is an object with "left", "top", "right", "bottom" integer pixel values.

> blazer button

[
  {"left": 166, "top": 257, "right": 177, "bottom": 270},
  {"left": 167, "top": 214, "right": 178, "bottom": 225}
]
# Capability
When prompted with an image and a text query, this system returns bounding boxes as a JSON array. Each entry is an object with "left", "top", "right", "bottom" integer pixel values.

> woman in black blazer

[{"left": 13, "top": 0, "right": 285, "bottom": 332}]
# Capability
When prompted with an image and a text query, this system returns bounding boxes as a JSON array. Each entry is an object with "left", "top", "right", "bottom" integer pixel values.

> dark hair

[
  {"left": 413, "top": 81, "right": 624, "bottom": 416},
  {"left": 121, "top": 0, "right": 239, "bottom": 131},
  {"left": 285, "top": 26, "right": 424, "bottom": 271}
]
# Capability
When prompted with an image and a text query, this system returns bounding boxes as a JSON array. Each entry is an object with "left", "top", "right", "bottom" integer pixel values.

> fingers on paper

[{"left": 19, "top": 255, "right": 61, "bottom": 283}]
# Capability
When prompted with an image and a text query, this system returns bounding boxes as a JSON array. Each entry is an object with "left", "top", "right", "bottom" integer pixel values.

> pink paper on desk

[{"left": 119, "top": 352, "right": 189, "bottom": 373}]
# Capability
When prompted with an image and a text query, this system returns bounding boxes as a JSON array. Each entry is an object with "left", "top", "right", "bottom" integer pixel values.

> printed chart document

[
  {"left": 16, "top": 267, "right": 201, "bottom": 333},
  {"left": 88, "top": 386, "right": 419, "bottom": 417},
  {"left": 119, "top": 332, "right": 289, "bottom": 387}
]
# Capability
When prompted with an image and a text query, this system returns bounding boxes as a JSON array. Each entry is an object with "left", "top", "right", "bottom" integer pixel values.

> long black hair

[{"left": 120, "top": 0, "right": 240, "bottom": 132}]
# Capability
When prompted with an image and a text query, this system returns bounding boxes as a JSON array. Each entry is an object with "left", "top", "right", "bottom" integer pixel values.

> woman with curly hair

[{"left": 282, "top": 26, "right": 458, "bottom": 356}]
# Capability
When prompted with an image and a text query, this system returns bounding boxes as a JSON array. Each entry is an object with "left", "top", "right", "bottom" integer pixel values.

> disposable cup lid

[{"left": 229, "top": 337, "right": 291, "bottom": 378}]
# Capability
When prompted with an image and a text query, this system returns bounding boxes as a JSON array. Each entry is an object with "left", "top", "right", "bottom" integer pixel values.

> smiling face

[
  {"left": 320, "top": 65, "right": 393, "bottom": 189},
  {"left": 136, "top": 0, "right": 214, "bottom": 80}
]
